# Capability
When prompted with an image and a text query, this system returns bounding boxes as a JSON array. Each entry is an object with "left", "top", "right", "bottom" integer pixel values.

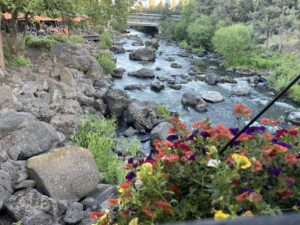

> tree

[
  {"left": 187, "top": 15, "right": 215, "bottom": 49},
  {"left": 212, "top": 24, "right": 252, "bottom": 66}
]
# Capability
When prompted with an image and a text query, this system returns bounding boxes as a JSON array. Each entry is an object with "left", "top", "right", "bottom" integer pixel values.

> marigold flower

[
  {"left": 108, "top": 198, "right": 118, "bottom": 205},
  {"left": 236, "top": 192, "right": 248, "bottom": 201},
  {"left": 232, "top": 153, "right": 252, "bottom": 169},
  {"left": 119, "top": 180, "right": 132, "bottom": 193},
  {"left": 274, "top": 144, "right": 288, "bottom": 153},
  {"left": 284, "top": 153, "right": 298, "bottom": 166},
  {"left": 142, "top": 207, "right": 153, "bottom": 217},
  {"left": 214, "top": 210, "right": 230, "bottom": 220}
]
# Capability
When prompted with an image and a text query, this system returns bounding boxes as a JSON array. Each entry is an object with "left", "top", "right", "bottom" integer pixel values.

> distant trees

[{"left": 212, "top": 24, "right": 252, "bottom": 66}]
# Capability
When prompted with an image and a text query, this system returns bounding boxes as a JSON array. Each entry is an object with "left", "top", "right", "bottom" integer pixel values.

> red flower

[
  {"left": 120, "top": 210, "right": 129, "bottom": 216},
  {"left": 89, "top": 211, "right": 104, "bottom": 219},
  {"left": 168, "top": 184, "right": 181, "bottom": 195},
  {"left": 142, "top": 207, "right": 153, "bottom": 217},
  {"left": 274, "top": 144, "right": 288, "bottom": 153},
  {"left": 284, "top": 153, "right": 298, "bottom": 166},
  {"left": 262, "top": 132, "right": 273, "bottom": 141},
  {"left": 108, "top": 198, "right": 118, "bottom": 205},
  {"left": 236, "top": 192, "right": 248, "bottom": 201},
  {"left": 120, "top": 180, "right": 132, "bottom": 190},
  {"left": 234, "top": 103, "right": 252, "bottom": 117},
  {"left": 162, "top": 154, "right": 179, "bottom": 163},
  {"left": 260, "top": 118, "right": 270, "bottom": 125},
  {"left": 155, "top": 201, "right": 172, "bottom": 213},
  {"left": 252, "top": 160, "right": 262, "bottom": 172},
  {"left": 281, "top": 189, "right": 293, "bottom": 200},
  {"left": 178, "top": 143, "right": 191, "bottom": 152}
]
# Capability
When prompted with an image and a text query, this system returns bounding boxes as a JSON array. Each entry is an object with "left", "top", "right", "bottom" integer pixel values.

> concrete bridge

[{"left": 127, "top": 13, "right": 181, "bottom": 28}]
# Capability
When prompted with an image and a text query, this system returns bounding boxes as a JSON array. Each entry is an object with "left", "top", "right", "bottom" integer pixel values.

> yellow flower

[
  {"left": 206, "top": 145, "right": 217, "bottom": 155},
  {"left": 139, "top": 162, "right": 153, "bottom": 175},
  {"left": 232, "top": 153, "right": 251, "bottom": 169},
  {"left": 129, "top": 217, "right": 138, "bottom": 225},
  {"left": 242, "top": 210, "right": 254, "bottom": 217},
  {"left": 214, "top": 210, "right": 230, "bottom": 220}
]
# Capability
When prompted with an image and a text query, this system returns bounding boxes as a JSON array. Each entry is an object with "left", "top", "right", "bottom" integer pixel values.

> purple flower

[
  {"left": 268, "top": 167, "right": 282, "bottom": 176},
  {"left": 272, "top": 139, "right": 292, "bottom": 149},
  {"left": 125, "top": 172, "right": 136, "bottom": 181},
  {"left": 188, "top": 152, "right": 197, "bottom": 161},
  {"left": 229, "top": 140, "right": 241, "bottom": 147},
  {"left": 127, "top": 157, "right": 134, "bottom": 164},
  {"left": 146, "top": 153, "right": 153, "bottom": 161},
  {"left": 201, "top": 148, "right": 207, "bottom": 156},
  {"left": 185, "top": 130, "right": 199, "bottom": 141},
  {"left": 167, "top": 134, "right": 179, "bottom": 142},
  {"left": 243, "top": 188, "right": 254, "bottom": 193},
  {"left": 229, "top": 128, "right": 239, "bottom": 135},
  {"left": 245, "top": 126, "right": 266, "bottom": 135},
  {"left": 200, "top": 131, "right": 210, "bottom": 138}
]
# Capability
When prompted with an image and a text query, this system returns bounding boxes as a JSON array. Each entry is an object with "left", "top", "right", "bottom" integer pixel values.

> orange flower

[
  {"left": 162, "top": 154, "right": 179, "bottom": 163},
  {"left": 142, "top": 207, "right": 153, "bottom": 217},
  {"left": 236, "top": 192, "right": 248, "bottom": 201},
  {"left": 234, "top": 103, "right": 252, "bottom": 117},
  {"left": 260, "top": 118, "right": 270, "bottom": 125},
  {"left": 155, "top": 201, "right": 172, "bottom": 213},
  {"left": 274, "top": 144, "right": 288, "bottom": 153},
  {"left": 251, "top": 159, "right": 262, "bottom": 172},
  {"left": 89, "top": 211, "right": 104, "bottom": 219},
  {"left": 120, "top": 210, "right": 130, "bottom": 216},
  {"left": 262, "top": 132, "right": 273, "bottom": 141},
  {"left": 108, "top": 198, "right": 119, "bottom": 205},
  {"left": 284, "top": 153, "right": 298, "bottom": 165}
]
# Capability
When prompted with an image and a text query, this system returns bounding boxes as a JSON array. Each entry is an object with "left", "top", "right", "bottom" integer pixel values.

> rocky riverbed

[{"left": 0, "top": 29, "right": 299, "bottom": 225}]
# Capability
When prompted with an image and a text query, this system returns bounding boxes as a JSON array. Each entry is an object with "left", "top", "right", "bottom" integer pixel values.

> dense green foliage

[
  {"left": 212, "top": 24, "right": 252, "bottom": 66},
  {"left": 94, "top": 51, "right": 116, "bottom": 75},
  {"left": 75, "top": 115, "right": 125, "bottom": 184},
  {"left": 100, "top": 32, "right": 113, "bottom": 50},
  {"left": 10, "top": 53, "right": 33, "bottom": 67}
]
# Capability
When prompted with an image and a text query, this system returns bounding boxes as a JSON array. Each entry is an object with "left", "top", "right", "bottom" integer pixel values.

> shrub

[
  {"left": 187, "top": 15, "right": 215, "bottom": 49},
  {"left": 213, "top": 24, "right": 252, "bottom": 67},
  {"left": 47, "top": 35, "right": 70, "bottom": 43},
  {"left": 10, "top": 54, "right": 33, "bottom": 67},
  {"left": 91, "top": 104, "right": 300, "bottom": 224},
  {"left": 175, "top": 20, "right": 188, "bottom": 41},
  {"left": 100, "top": 32, "right": 113, "bottom": 50},
  {"left": 160, "top": 18, "right": 177, "bottom": 40},
  {"left": 192, "top": 47, "right": 205, "bottom": 55},
  {"left": 75, "top": 115, "right": 125, "bottom": 184},
  {"left": 111, "top": 20, "right": 126, "bottom": 32},
  {"left": 155, "top": 104, "right": 171, "bottom": 120},
  {"left": 94, "top": 52, "right": 116, "bottom": 75},
  {"left": 117, "top": 137, "right": 141, "bottom": 156},
  {"left": 25, "top": 36, "right": 57, "bottom": 50},
  {"left": 179, "top": 40, "right": 189, "bottom": 49},
  {"left": 69, "top": 35, "right": 85, "bottom": 43}
]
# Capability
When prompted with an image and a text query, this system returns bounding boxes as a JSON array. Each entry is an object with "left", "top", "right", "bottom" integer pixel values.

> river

[{"left": 113, "top": 29, "right": 298, "bottom": 128}]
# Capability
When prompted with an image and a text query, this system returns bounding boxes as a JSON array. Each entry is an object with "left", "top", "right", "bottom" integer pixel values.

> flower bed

[{"left": 90, "top": 104, "right": 299, "bottom": 225}]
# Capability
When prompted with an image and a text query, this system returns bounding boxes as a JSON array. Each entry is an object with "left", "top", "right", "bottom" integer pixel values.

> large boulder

[
  {"left": 145, "top": 39, "right": 159, "bottom": 49},
  {"left": 232, "top": 81, "right": 251, "bottom": 96},
  {"left": 27, "top": 146, "right": 100, "bottom": 202},
  {"left": 64, "top": 202, "right": 84, "bottom": 224},
  {"left": 201, "top": 91, "right": 224, "bottom": 103},
  {"left": 205, "top": 75, "right": 219, "bottom": 85},
  {"left": 0, "top": 170, "right": 13, "bottom": 210},
  {"left": 0, "top": 109, "right": 62, "bottom": 160},
  {"left": 128, "top": 68, "right": 155, "bottom": 79},
  {"left": 112, "top": 68, "right": 126, "bottom": 79},
  {"left": 110, "top": 45, "right": 126, "bottom": 54},
  {"left": 50, "top": 114, "right": 81, "bottom": 139},
  {"left": 170, "top": 63, "right": 182, "bottom": 68},
  {"left": 129, "top": 48, "right": 156, "bottom": 61},
  {"left": 288, "top": 110, "right": 300, "bottom": 125},
  {"left": 151, "top": 80, "right": 164, "bottom": 92},
  {"left": 127, "top": 101, "right": 159, "bottom": 133},
  {"left": 181, "top": 93, "right": 207, "bottom": 112},
  {"left": 0, "top": 160, "right": 28, "bottom": 186},
  {"left": 3, "top": 188, "right": 65, "bottom": 225},
  {"left": 104, "top": 89, "right": 131, "bottom": 118}
]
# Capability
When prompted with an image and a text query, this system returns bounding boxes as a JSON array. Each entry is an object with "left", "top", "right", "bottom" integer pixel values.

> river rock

[
  {"left": 219, "top": 76, "right": 237, "bottom": 84},
  {"left": 129, "top": 48, "right": 156, "bottom": 61},
  {"left": 27, "top": 146, "right": 99, "bottom": 202},
  {"left": 0, "top": 170, "right": 13, "bottom": 210},
  {"left": 232, "top": 81, "right": 251, "bottom": 96},
  {"left": 110, "top": 45, "right": 126, "bottom": 54},
  {"left": 205, "top": 75, "right": 219, "bottom": 85},
  {"left": 59, "top": 67, "right": 75, "bottom": 87},
  {"left": 209, "top": 65, "right": 218, "bottom": 70},
  {"left": 50, "top": 114, "right": 81, "bottom": 139},
  {"left": 145, "top": 39, "right": 159, "bottom": 49},
  {"left": 165, "top": 56, "right": 175, "bottom": 62},
  {"left": 151, "top": 80, "right": 164, "bottom": 92},
  {"left": 124, "top": 84, "right": 144, "bottom": 91},
  {"left": 288, "top": 110, "right": 300, "bottom": 125},
  {"left": 181, "top": 93, "right": 207, "bottom": 112},
  {"left": 113, "top": 68, "right": 126, "bottom": 78},
  {"left": 177, "top": 52, "right": 190, "bottom": 58},
  {"left": 0, "top": 84, "right": 22, "bottom": 111},
  {"left": 64, "top": 202, "right": 84, "bottom": 224},
  {"left": 168, "top": 84, "right": 182, "bottom": 90},
  {"left": 150, "top": 122, "right": 173, "bottom": 143},
  {"left": 201, "top": 91, "right": 224, "bottom": 103},
  {"left": 171, "top": 63, "right": 182, "bottom": 68},
  {"left": 0, "top": 109, "right": 62, "bottom": 160},
  {"left": 235, "top": 67, "right": 257, "bottom": 76},
  {"left": 104, "top": 89, "right": 131, "bottom": 118},
  {"left": 0, "top": 160, "right": 28, "bottom": 185},
  {"left": 123, "top": 127, "right": 138, "bottom": 137},
  {"left": 127, "top": 101, "right": 159, "bottom": 133},
  {"left": 3, "top": 188, "right": 65, "bottom": 225},
  {"left": 132, "top": 40, "right": 144, "bottom": 46},
  {"left": 195, "top": 74, "right": 206, "bottom": 81},
  {"left": 128, "top": 68, "right": 155, "bottom": 79}
]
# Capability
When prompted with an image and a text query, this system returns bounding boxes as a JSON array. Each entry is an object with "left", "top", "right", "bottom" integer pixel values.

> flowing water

[{"left": 113, "top": 29, "right": 298, "bottom": 128}]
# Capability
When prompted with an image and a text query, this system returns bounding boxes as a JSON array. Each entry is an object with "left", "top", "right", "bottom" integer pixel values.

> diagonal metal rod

[{"left": 219, "top": 74, "right": 300, "bottom": 156}]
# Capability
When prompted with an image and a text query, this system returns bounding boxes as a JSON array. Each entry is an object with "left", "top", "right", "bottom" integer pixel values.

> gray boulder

[
  {"left": 124, "top": 84, "right": 144, "bottom": 91},
  {"left": 145, "top": 39, "right": 159, "bottom": 49},
  {"left": 201, "top": 91, "right": 224, "bottom": 103},
  {"left": 232, "top": 81, "right": 251, "bottom": 96},
  {"left": 205, "top": 75, "right": 219, "bottom": 85},
  {"left": 0, "top": 85, "right": 22, "bottom": 110},
  {"left": 27, "top": 146, "right": 100, "bottom": 202},
  {"left": 151, "top": 80, "right": 164, "bottom": 92},
  {"left": 80, "top": 197, "right": 100, "bottom": 211},
  {"left": 219, "top": 76, "right": 237, "bottom": 84},
  {"left": 110, "top": 45, "right": 126, "bottom": 54},
  {"left": 171, "top": 63, "right": 182, "bottom": 68},
  {"left": 150, "top": 122, "right": 173, "bottom": 143},
  {"left": 104, "top": 89, "right": 131, "bottom": 118},
  {"left": 113, "top": 68, "right": 126, "bottom": 78},
  {"left": 128, "top": 68, "right": 155, "bottom": 79},
  {"left": 0, "top": 110, "right": 62, "bottom": 160},
  {"left": 0, "top": 170, "right": 13, "bottom": 210},
  {"left": 127, "top": 101, "right": 159, "bottom": 133},
  {"left": 181, "top": 93, "right": 207, "bottom": 112},
  {"left": 168, "top": 84, "right": 182, "bottom": 90},
  {"left": 129, "top": 48, "right": 156, "bottom": 61},
  {"left": 59, "top": 68, "right": 75, "bottom": 87},
  {"left": 0, "top": 160, "right": 28, "bottom": 185},
  {"left": 64, "top": 202, "right": 84, "bottom": 224},
  {"left": 50, "top": 114, "right": 81, "bottom": 139},
  {"left": 288, "top": 110, "right": 300, "bottom": 125},
  {"left": 123, "top": 127, "right": 138, "bottom": 137},
  {"left": 3, "top": 188, "right": 65, "bottom": 225}
]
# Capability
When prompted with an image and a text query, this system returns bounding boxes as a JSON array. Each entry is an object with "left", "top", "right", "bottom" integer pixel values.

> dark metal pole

[{"left": 219, "top": 74, "right": 300, "bottom": 156}]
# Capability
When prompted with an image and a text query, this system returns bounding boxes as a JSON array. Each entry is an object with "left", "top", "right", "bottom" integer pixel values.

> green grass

[
  {"left": 94, "top": 51, "right": 116, "bottom": 75},
  {"left": 100, "top": 32, "right": 113, "bottom": 50},
  {"left": 155, "top": 104, "right": 171, "bottom": 120},
  {"left": 9, "top": 53, "right": 33, "bottom": 68}
]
